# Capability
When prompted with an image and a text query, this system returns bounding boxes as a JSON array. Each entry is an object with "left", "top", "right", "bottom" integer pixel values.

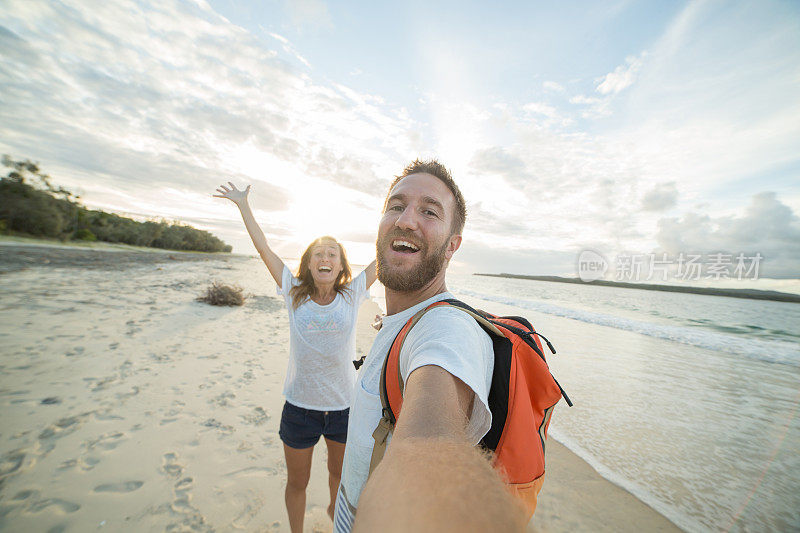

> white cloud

[
  {"left": 642, "top": 182, "right": 678, "bottom": 211},
  {"left": 655, "top": 192, "right": 800, "bottom": 278},
  {"left": 0, "top": 0, "right": 416, "bottom": 263},
  {"left": 1, "top": 0, "right": 797, "bottom": 279},
  {"left": 454, "top": 241, "right": 579, "bottom": 277},
  {"left": 522, "top": 102, "right": 558, "bottom": 119},
  {"left": 283, "top": 0, "right": 333, "bottom": 31},
  {"left": 464, "top": 111, "right": 653, "bottom": 255},
  {"left": 568, "top": 94, "right": 611, "bottom": 118},
  {"left": 609, "top": 1, "right": 800, "bottom": 200},
  {"left": 596, "top": 52, "right": 646, "bottom": 95},
  {"left": 269, "top": 31, "right": 311, "bottom": 67},
  {"left": 563, "top": 51, "right": 647, "bottom": 120},
  {"left": 542, "top": 80, "right": 565, "bottom": 93}
]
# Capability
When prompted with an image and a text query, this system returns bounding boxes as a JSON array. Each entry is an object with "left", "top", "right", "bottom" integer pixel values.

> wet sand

[{"left": 0, "top": 241, "right": 679, "bottom": 531}]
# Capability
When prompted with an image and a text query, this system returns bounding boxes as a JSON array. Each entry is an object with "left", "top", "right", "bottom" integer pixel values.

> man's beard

[{"left": 376, "top": 231, "right": 449, "bottom": 292}]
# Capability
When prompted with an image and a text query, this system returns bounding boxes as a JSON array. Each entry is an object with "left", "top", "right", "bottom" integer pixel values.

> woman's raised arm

[
  {"left": 214, "top": 182, "right": 286, "bottom": 287},
  {"left": 363, "top": 259, "right": 378, "bottom": 289}
]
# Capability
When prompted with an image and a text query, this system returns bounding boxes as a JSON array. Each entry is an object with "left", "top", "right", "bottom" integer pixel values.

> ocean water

[{"left": 441, "top": 273, "right": 800, "bottom": 533}]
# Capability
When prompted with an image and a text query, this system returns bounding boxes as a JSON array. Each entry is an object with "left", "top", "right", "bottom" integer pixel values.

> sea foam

[{"left": 456, "top": 288, "right": 800, "bottom": 367}]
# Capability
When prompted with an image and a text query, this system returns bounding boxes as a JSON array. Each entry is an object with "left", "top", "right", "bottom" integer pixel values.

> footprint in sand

[
  {"left": 201, "top": 418, "right": 234, "bottom": 435},
  {"left": 79, "top": 455, "right": 101, "bottom": 471},
  {"left": 224, "top": 465, "right": 281, "bottom": 478},
  {"left": 11, "top": 488, "right": 39, "bottom": 501},
  {"left": 230, "top": 492, "right": 267, "bottom": 530},
  {"left": 174, "top": 476, "right": 193, "bottom": 491},
  {"left": 57, "top": 459, "right": 77, "bottom": 471},
  {"left": 115, "top": 386, "right": 140, "bottom": 400},
  {"left": 160, "top": 405, "right": 183, "bottom": 425},
  {"left": 125, "top": 320, "right": 141, "bottom": 337},
  {"left": 241, "top": 407, "right": 269, "bottom": 426},
  {"left": 64, "top": 346, "right": 85, "bottom": 357},
  {"left": 89, "top": 376, "right": 117, "bottom": 392},
  {"left": 95, "top": 412, "right": 124, "bottom": 422},
  {"left": 37, "top": 414, "right": 89, "bottom": 455},
  {"left": 84, "top": 431, "right": 126, "bottom": 452},
  {"left": 158, "top": 457, "right": 208, "bottom": 531},
  {"left": 209, "top": 391, "right": 235, "bottom": 407},
  {"left": 93, "top": 481, "right": 143, "bottom": 493},
  {"left": 118, "top": 359, "right": 134, "bottom": 377},
  {"left": 161, "top": 453, "right": 184, "bottom": 478},
  {"left": 0, "top": 450, "right": 26, "bottom": 479},
  {"left": 28, "top": 497, "right": 81, "bottom": 513},
  {"left": 150, "top": 352, "right": 171, "bottom": 362}
]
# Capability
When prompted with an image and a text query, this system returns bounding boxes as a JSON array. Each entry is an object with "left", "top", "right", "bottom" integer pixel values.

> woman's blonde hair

[{"left": 289, "top": 236, "right": 353, "bottom": 310}]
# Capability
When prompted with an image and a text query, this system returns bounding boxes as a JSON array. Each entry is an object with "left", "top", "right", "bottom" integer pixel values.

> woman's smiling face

[{"left": 308, "top": 243, "right": 343, "bottom": 285}]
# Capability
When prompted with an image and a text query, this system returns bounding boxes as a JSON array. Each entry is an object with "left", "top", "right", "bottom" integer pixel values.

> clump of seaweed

[{"left": 197, "top": 281, "right": 245, "bottom": 306}]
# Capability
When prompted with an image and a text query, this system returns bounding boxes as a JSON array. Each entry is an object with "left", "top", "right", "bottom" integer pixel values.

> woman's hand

[
  {"left": 214, "top": 182, "right": 250, "bottom": 206},
  {"left": 214, "top": 181, "right": 285, "bottom": 286}
]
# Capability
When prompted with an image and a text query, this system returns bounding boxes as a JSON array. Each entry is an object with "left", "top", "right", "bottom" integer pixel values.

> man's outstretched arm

[{"left": 353, "top": 365, "right": 526, "bottom": 532}]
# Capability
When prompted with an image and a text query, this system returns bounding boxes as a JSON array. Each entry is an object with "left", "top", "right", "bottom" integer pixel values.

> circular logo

[{"left": 577, "top": 250, "right": 608, "bottom": 282}]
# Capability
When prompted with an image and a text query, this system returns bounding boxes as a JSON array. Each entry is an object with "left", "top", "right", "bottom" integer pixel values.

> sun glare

[
  {"left": 287, "top": 181, "right": 378, "bottom": 259},
  {"left": 224, "top": 141, "right": 379, "bottom": 262}
]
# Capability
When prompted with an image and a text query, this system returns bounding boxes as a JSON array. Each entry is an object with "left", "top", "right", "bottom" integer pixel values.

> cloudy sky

[{"left": 1, "top": 0, "right": 799, "bottom": 283}]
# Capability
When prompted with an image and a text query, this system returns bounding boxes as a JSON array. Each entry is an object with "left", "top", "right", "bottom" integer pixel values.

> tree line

[{"left": 0, "top": 156, "right": 232, "bottom": 253}]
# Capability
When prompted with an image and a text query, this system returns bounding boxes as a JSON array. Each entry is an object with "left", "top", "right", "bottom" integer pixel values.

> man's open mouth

[{"left": 391, "top": 240, "right": 420, "bottom": 253}]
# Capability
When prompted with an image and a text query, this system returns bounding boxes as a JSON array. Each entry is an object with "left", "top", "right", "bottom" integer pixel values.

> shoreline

[
  {"left": 0, "top": 234, "right": 239, "bottom": 256},
  {"left": 476, "top": 272, "right": 800, "bottom": 303},
  {"left": 531, "top": 439, "right": 680, "bottom": 532},
  {"left": 0, "top": 240, "right": 243, "bottom": 275}
]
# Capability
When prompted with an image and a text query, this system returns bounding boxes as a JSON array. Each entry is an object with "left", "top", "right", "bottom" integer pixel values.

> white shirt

[
  {"left": 277, "top": 266, "right": 370, "bottom": 411},
  {"left": 333, "top": 292, "right": 494, "bottom": 532}
]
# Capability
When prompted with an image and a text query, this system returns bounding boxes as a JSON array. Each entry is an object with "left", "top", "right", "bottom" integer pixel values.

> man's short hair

[{"left": 384, "top": 159, "right": 467, "bottom": 235}]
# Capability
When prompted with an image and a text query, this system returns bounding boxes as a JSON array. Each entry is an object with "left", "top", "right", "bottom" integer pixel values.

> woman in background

[{"left": 215, "top": 182, "right": 377, "bottom": 532}]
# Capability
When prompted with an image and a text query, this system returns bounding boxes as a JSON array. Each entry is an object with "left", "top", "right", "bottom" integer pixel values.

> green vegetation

[
  {"left": 0, "top": 155, "right": 232, "bottom": 253},
  {"left": 197, "top": 281, "right": 246, "bottom": 306}
]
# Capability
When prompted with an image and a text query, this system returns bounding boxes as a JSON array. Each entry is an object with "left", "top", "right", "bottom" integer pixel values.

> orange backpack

[{"left": 369, "top": 299, "right": 572, "bottom": 518}]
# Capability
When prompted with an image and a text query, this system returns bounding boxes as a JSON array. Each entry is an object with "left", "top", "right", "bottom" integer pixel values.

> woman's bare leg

[
  {"left": 284, "top": 443, "right": 314, "bottom": 533},
  {"left": 324, "top": 437, "right": 346, "bottom": 520}
]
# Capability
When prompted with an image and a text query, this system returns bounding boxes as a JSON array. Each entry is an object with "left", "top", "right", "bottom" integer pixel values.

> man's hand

[{"left": 213, "top": 182, "right": 250, "bottom": 206}]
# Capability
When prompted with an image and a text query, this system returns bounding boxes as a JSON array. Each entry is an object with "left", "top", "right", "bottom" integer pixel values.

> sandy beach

[{"left": 0, "top": 241, "right": 679, "bottom": 532}]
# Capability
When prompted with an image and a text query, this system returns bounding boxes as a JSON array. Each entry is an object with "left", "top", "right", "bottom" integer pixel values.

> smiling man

[{"left": 333, "top": 160, "right": 526, "bottom": 532}]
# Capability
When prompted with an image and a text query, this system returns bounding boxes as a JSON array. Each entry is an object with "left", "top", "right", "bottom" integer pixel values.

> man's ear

[{"left": 444, "top": 234, "right": 462, "bottom": 259}]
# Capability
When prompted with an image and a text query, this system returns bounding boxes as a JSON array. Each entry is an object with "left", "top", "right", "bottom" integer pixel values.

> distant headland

[{"left": 474, "top": 273, "right": 800, "bottom": 303}]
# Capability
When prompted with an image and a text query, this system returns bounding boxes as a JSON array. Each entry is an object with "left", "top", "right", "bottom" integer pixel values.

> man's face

[{"left": 376, "top": 173, "right": 461, "bottom": 292}]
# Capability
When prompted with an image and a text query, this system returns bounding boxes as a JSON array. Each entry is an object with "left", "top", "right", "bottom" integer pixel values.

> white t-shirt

[
  {"left": 277, "top": 265, "right": 370, "bottom": 411},
  {"left": 333, "top": 292, "right": 494, "bottom": 532}
]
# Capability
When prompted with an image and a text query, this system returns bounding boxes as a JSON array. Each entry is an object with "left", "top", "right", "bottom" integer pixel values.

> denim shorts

[{"left": 279, "top": 401, "right": 350, "bottom": 449}]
